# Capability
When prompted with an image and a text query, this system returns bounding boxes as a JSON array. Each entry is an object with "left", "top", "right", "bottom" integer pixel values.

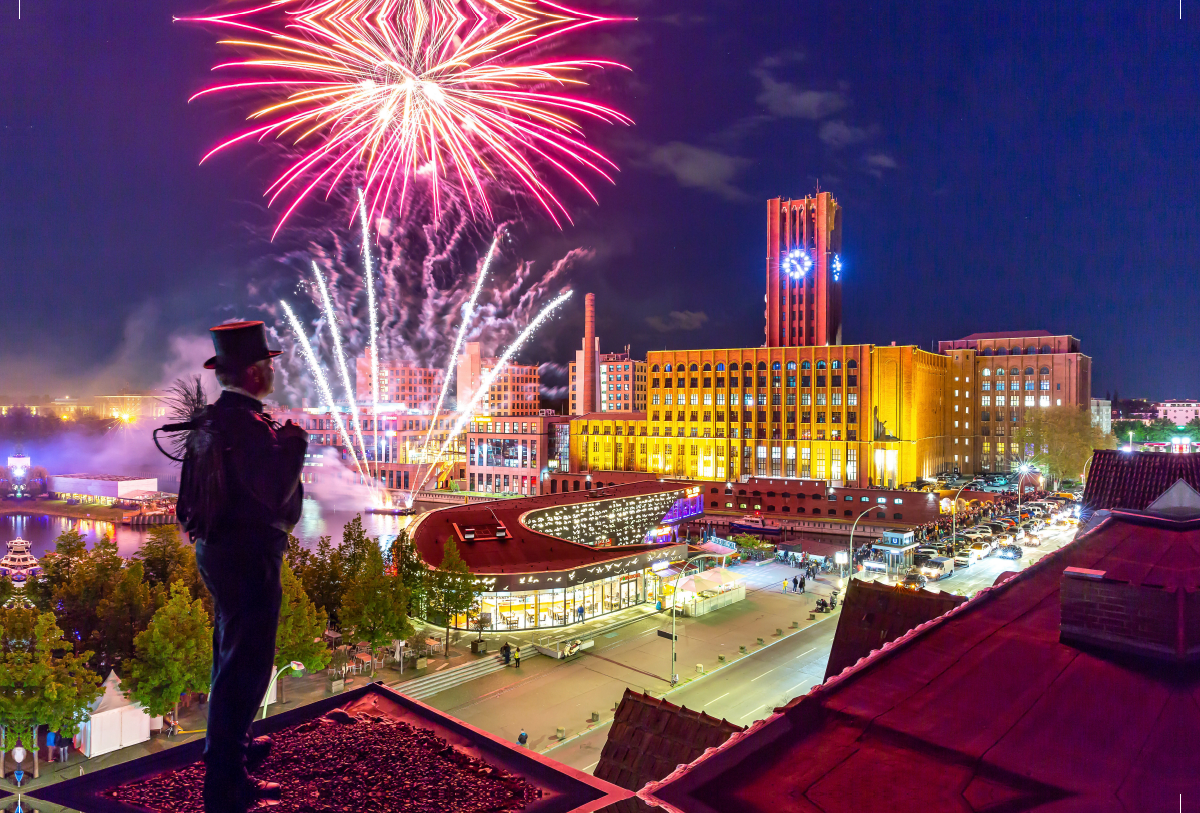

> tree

[
  {"left": 0, "top": 606, "right": 102, "bottom": 779},
  {"left": 299, "top": 536, "right": 345, "bottom": 628},
  {"left": 1023, "top": 406, "right": 1118, "bottom": 488},
  {"left": 339, "top": 515, "right": 378, "bottom": 583},
  {"left": 387, "top": 531, "right": 427, "bottom": 619},
  {"left": 52, "top": 538, "right": 125, "bottom": 669},
  {"left": 425, "top": 539, "right": 482, "bottom": 658},
  {"left": 340, "top": 545, "right": 412, "bottom": 674},
  {"left": 133, "top": 525, "right": 194, "bottom": 590},
  {"left": 93, "top": 561, "right": 162, "bottom": 671},
  {"left": 274, "top": 563, "right": 331, "bottom": 698},
  {"left": 126, "top": 582, "right": 213, "bottom": 727}
]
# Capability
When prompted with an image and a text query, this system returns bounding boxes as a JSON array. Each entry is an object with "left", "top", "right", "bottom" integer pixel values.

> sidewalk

[{"left": 423, "top": 561, "right": 840, "bottom": 752}]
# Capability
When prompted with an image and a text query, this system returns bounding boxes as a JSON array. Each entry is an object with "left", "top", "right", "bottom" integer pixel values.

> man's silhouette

[{"left": 178, "top": 321, "right": 307, "bottom": 812}]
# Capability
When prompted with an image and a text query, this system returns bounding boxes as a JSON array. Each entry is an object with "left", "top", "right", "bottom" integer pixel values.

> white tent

[{"left": 74, "top": 670, "right": 151, "bottom": 758}]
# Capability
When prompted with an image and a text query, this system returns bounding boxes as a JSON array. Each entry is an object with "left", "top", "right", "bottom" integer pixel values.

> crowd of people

[{"left": 914, "top": 491, "right": 1054, "bottom": 544}]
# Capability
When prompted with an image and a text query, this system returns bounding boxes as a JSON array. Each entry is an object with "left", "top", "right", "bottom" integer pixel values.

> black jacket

[{"left": 178, "top": 390, "right": 307, "bottom": 551}]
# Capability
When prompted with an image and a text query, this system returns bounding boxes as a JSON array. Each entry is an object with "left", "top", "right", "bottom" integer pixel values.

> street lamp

[
  {"left": 1017, "top": 463, "right": 1031, "bottom": 529},
  {"left": 950, "top": 481, "right": 972, "bottom": 544},
  {"left": 261, "top": 661, "right": 306, "bottom": 719},
  {"left": 845, "top": 504, "right": 879, "bottom": 588},
  {"left": 667, "top": 553, "right": 722, "bottom": 685}
]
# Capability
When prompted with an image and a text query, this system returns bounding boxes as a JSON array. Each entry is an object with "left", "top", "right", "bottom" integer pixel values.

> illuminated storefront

[{"left": 412, "top": 481, "right": 697, "bottom": 631}]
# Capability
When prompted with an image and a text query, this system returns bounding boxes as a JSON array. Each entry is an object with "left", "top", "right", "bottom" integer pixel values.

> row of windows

[
  {"left": 651, "top": 375, "right": 857, "bottom": 389},
  {"left": 647, "top": 410, "right": 855, "bottom": 424},
  {"left": 652, "top": 393, "right": 859, "bottom": 406},
  {"left": 979, "top": 345, "right": 1056, "bottom": 356},
  {"left": 717, "top": 502, "right": 904, "bottom": 519},
  {"left": 650, "top": 360, "right": 859, "bottom": 373},
  {"left": 980, "top": 380, "right": 1049, "bottom": 391},
  {"left": 981, "top": 366, "right": 1051, "bottom": 376}
]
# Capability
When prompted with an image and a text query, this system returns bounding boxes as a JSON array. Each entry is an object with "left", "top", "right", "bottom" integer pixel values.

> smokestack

[{"left": 583, "top": 293, "right": 596, "bottom": 414}]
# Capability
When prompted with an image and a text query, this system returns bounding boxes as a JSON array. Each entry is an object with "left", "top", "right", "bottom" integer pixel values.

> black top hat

[{"left": 203, "top": 321, "right": 283, "bottom": 370}]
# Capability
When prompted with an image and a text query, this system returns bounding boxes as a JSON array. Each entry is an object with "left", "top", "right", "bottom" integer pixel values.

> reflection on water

[{"left": 0, "top": 498, "right": 444, "bottom": 559}]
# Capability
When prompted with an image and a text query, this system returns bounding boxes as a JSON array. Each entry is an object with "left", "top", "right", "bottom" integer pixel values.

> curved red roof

[{"left": 410, "top": 481, "right": 688, "bottom": 576}]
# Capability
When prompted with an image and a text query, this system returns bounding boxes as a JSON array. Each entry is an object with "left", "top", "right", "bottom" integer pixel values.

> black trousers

[{"left": 196, "top": 537, "right": 284, "bottom": 812}]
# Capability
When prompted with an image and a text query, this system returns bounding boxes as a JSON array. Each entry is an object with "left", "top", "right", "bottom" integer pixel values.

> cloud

[
  {"left": 863, "top": 152, "right": 899, "bottom": 177},
  {"left": 818, "top": 120, "right": 877, "bottom": 148},
  {"left": 538, "top": 361, "right": 569, "bottom": 402},
  {"left": 647, "top": 142, "right": 751, "bottom": 201},
  {"left": 645, "top": 310, "right": 709, "bottom": 333},
  {"left": 751, "top": 58, "right": 847, "bottom": 120}
]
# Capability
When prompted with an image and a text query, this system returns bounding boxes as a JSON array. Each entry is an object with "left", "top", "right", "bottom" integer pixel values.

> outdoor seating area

[
  {"left": 668, "top": 567, "right": 747, "bottom": 618},
  {"left": 322, "top": 631, "right": 447, "bottom": 683}
]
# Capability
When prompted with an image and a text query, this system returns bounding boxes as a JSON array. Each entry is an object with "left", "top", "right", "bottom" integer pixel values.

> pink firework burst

[{"left": 182, "top": 0, "right": 633, "bottom": 236}]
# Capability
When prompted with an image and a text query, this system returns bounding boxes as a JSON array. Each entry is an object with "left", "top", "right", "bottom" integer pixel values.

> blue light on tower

[
  {"left": 832, "top": 254, "right": 843, "bottom": 282},
  {"left": 782, "top": 247, "right": 812, "bottom": 280}
]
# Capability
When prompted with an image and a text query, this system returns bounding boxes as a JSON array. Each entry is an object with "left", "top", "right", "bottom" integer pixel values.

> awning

[{"left": 700, "top": 567, "right": 743, "bottom": 587}]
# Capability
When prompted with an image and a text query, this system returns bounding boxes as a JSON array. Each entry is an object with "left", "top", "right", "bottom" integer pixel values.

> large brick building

[
  {"left": 938, "top": 331, "right": 1092, "bottom": 474},
  {"left": 765, "top": 192, "right": 843, "bottom": 347},
  {"left": 456, "top": 341, "right": 540, "bottom": 417},
  {"left": 354, "top": 349, "right": 445, "bottom": 408}
]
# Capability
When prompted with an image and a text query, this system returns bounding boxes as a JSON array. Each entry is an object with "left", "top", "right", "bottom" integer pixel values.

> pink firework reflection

[{"left": 182, "top": 0, "right": 633, "bottom": 236}]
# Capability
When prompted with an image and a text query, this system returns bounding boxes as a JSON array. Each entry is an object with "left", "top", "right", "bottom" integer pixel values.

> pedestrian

[
  {"left": 577, "top": 605, "right": 585, "bottom": 623},
  {"left": 45, "top": 731, "right": 56, "bottom": 763},
  {"left": 792, "top": 576, "right": 798, "bottom": 592},
  {"left": 517, "top": 730, "right": 528, "bottom": 747},
  {"left": 514, "top": 647, "right": 521, "bottom": 668},
  {"left": 174, "top": 321, "right": 307, "bottom": 813},
  {"left": 800, "top": 576, "right": 806, "bottom": 593},
  {"left": 782, "top": 579, "right": 788, "bottom": 594},
  {"left": 501, "top": 642, "right": 511, "bottom": 665}
]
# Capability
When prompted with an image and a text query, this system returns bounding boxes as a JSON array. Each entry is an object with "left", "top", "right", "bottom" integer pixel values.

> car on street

[
  {"left": 920, "top": 556, "right": 955, "bottom": 581},
  {"left": 996, "top": 544, "right": 1024, "bottom": 560},
  {"left": 899, "top": 570, "right": 928, "bottom": 591}
]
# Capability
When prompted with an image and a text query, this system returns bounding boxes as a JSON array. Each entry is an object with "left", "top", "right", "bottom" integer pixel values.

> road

[
  {"left": 543, "top": 607, "right": 841, "bottom": 773},
  {"left": 540, "top": 523, "right": 1079, "bottom": 773}
]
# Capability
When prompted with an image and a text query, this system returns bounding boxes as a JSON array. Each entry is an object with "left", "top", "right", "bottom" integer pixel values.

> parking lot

[{"left": 856, "top": 522, "right": 1079, "bottom": 597}]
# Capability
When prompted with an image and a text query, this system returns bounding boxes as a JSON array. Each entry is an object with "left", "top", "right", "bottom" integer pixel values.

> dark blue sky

[{"left": 1, "top": 0, "right": 1197, "bottom": 400}]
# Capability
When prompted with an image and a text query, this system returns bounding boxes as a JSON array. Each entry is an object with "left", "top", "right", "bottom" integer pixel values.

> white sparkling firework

[
  {"left": 280, "top": 299, "right": 369, "bottom": 482},
  {"left": 410, "top": 288, "right": 573, "bottom": 502},
  {"left": 311, "top": 261, "right": 372, "bottom": 468},
  {"left": 358, "top": 189, "right": 382, "bottom": 486},
  {"left": 415, "top": 233, "right": 500, "bottom": 468}
]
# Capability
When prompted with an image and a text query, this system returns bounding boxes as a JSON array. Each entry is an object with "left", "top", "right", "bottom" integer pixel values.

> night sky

[{"left": 2, "top": 1, "right": 1197, "bottom": 402}]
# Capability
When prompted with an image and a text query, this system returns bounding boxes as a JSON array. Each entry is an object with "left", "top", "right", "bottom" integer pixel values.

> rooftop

[
  {"left": 644, "top": 501, "right": 1200, "bottom": 813},
  {"left": 50, "top": 473, "right": 156, "bottom": 481},
  {"left": 595, "top": 689, "right": 742, "bottom": 794},
  {"left": 957, "top": 329, "right": 1054, "bottom": 340},
  {"left": 410, "top": 480, "right": 689, "bottom": 576},
  {"left": 1083, "top": 449, "right": 1200, "bottom": 517}
]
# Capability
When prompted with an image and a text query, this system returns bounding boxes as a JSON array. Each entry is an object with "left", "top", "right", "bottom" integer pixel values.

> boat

[
  {"left": 366, "top": 505, "right": 416, "bottom": 516},
  {"left": 729, "top": 514, "right": 783, "bottom": 537},
  {"left": 0, "top": 538, "right": 42, "bottom": 584}
]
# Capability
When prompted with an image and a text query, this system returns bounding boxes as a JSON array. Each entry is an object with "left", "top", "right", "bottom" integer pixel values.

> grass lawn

[{"left": 0, "top": 498, "right": 126, "bottom": 521}]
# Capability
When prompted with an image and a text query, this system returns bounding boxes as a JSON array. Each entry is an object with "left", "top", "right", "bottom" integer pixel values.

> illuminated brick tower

[{"left": 765, "top": 192, "right": 843, "bottom": 347}]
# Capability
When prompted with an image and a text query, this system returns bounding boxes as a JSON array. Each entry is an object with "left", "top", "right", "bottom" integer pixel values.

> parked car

[
  {"left": 953, "top": 549, "right": 977, "bottom": 569},
  {"left": 920, "top": 556, "right": 955, "bottom": 581}
]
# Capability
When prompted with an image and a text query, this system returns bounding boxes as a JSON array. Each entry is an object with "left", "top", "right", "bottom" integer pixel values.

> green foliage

[
  {"left": 339, "top": 515, "right": 378, "bottom": 582},
  {"left": 51, "top": 537, "right": 125, "bottom": 671},
  {"left": 292, "top": 535, "right": 346, "bottom": 627},
  {"left": 276, "top": 563, "right": 332, "bottom": 673},
  {"left": 134, "top": 525, "right": 195, "bottom": 590},
  {"left": 731, "top": 533, "right": 772, "bottom": 550},
  {"left": 127, "top": 582, "right": 213, "bottom": 719},
  {"left": 1113, "top": 417, "right": 1200, "bottom": 444},
  {"left": 387, "top": 531, "right": 427, "bottom": 619},
  {"left": 341, "top": 546, "right": 412, "bottom": 670},
  {"left": 425, "top": 538, "right": 482, "bottom": 657},
  {"left": 0, "top": 606, "right": 102, "bottom": 751},
  {"left": 93, "top": 561, "right": 163, "bottom": 671},
  {"left": 1024, "top": 406, "right": 1118, "bottom": 488}
]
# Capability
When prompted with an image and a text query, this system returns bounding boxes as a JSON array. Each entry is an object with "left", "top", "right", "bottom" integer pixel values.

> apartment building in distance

[
  {"left": 457, "top": 342, "right": 540, "bottom": 417},
  {"left": 938, "top": 331, "right": 1092, "bottom": 474},
  {"left": 1156, "top": 400, "right": 1200, "bottom": 425},
  {"left": 354, "top": 349, "right": 445, "bottom": 408},
  {"left": 464, "top": 411, "right": 571, "bottom": 495}
]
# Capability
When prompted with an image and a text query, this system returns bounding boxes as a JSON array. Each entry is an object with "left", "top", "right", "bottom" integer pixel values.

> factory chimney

[{"left": 582, "top": 293, "right": 597, "bottom": 413}]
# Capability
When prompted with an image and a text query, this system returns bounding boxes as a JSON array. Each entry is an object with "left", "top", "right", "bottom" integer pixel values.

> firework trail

[
  {"left": 280, "top": 299, "right": 369, "bottom": 482},
  {"left": 410, "top": 287, "right": 572, "bottom": 502},
  {"left": 183, "top": 0, "right": 633, "bottom": 235},
  {"left": 357, "top": 189, "right": 382, "bottom": 484},
  {"left": 415, "top": 232, "right": 499, "bottom": 468},
  {"left": 310, "top": 260, "right": 372, "bottom": 467}
]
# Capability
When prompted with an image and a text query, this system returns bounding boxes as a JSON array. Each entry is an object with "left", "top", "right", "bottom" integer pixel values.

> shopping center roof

[
  {"left": 411, "top": 480, "right": 688, "bottom": 575},
  {"left": 642, "top": 502, "right": 1200, "bottom": 813}
]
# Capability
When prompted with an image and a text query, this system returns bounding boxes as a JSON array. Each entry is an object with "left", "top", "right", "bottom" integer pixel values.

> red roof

[
  {"left": 410, "top": 480, "right": 687, "bottom": 575},
  {"left": 642, "top": 506, "right": 1200, "bottom": 813},
  {"left": 596, "top": 689, "right": 742, "bottom": 793},
  {"left": 1084, "top": 449, "right": 1200, "bottom": 514}
]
